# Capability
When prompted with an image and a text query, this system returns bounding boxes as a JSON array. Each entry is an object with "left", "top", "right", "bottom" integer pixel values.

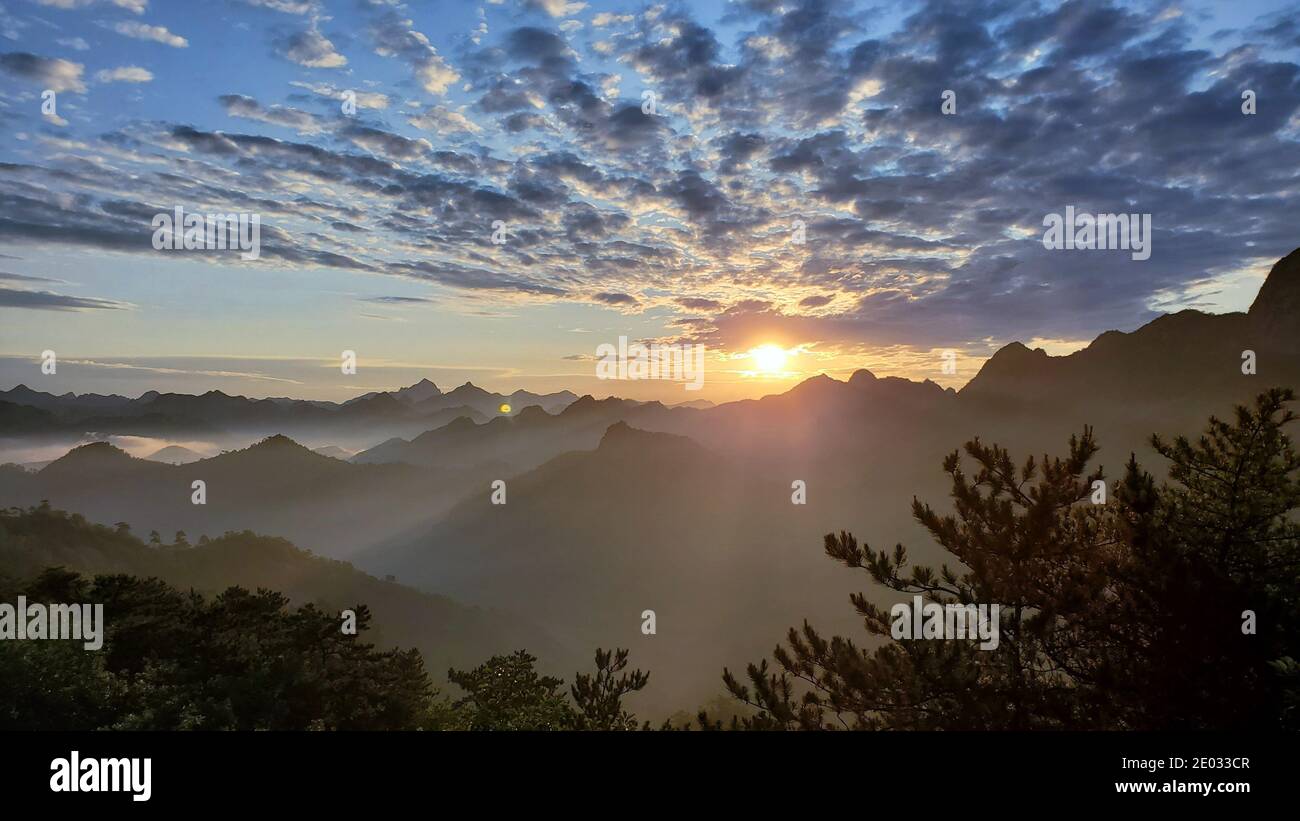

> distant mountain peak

[
  {"left": 2, "top": 384, "right": 46, "bottom": 400},
  {"left": 1250, "top": 247, "right": 1300, "bottom": 310},
  {"left": 196, "top": 434, "right": 342, "bottom": 470},
  {"left": 41, "top": 441, "right": 139, "bottom": 474},
  {"left": 786, "top": 372, "right": 843, "bottom": 399},
  {"left": 515, "top": 404, "right": 552, "bottom": 423},
  {"left": 240, "top": 434, "right": 320, "bottom": 457},
  {"left": 799, "top": 373, "right": 838, "bottom": 385},
  {"left": 392, "top": 378, "right": 442, "bottom": 403},
  {"left": 256, "top": 433, "right": 300, "bottom": 447},
  {"left": 983, "top": 340, "right": 1051, "bottom": 369},
  {"left": 311, "top": 445, "right": 355, "bottom": 461},
  {"left": 145, "top": 445, "right": 203, "bottom": 464},
  {"left": 444, "top": 415, "right": 481, "bottom": 431},
  {"left": 69, "top": 441, "right": 130, "bottom": 458},
  {"left": 562, "top": 395, "right": 603, "bottom": 414},
  {"left": 597, "top": 421, "right": 698, "bottom": 453},
  {"left": 356, "top": 392, "right": 403, "bottom": 409},
  {"left": 601, "top": 420, "right": 636, "bottom": 439},
  {"left": 1249, "top": 247, "right": 1300, "bottom": 348},
  {"left": 446, "top": 381, "right": 492, "bottom": 399},
  {"left": 848, "top": 368, "right": 878, "bottom": 386},
  {"left": 994, "top": 340, "right": 1041, "bottom": 357},
  {"left": 957, "top": 341, "right": 1050, "bottom": 397}
]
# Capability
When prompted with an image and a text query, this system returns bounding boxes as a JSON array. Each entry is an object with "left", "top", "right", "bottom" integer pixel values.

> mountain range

[
  {"left": 0, "top": 505, "right": 560, "bottom": 681},
  {"left": 2, "top": 247, "right": 1298, "bottom": 716},
  {"left": 0, "top": 378, "right": 579, "bottom": 450},
  {"left": 0, "top": 434, "right": 495, "bottom": 559}
]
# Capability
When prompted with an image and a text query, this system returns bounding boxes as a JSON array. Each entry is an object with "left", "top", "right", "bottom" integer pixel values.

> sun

[{"left": 749, "top": 344, "right": 788, "bottom": 374}]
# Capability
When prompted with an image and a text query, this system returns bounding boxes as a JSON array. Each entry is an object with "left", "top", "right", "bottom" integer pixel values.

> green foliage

[
  {"left": 0, "top": 503, "right": 551, "bottom": 685},
  {"left": 440, "top": 647, "right": 649, "bottom": 730},
  {"left": 0, "top": 505, "right": 653, "bottom": 731},
  {"left": 444, "top": 650, "right": 574, "bottom": 730},
  {"left": 723, "top": 388, "right": 1300, "bottom": 730},
  {"left": 0, "top": 568, "right": 438, "bottom": 730},
  {"left": 570, "top": 647, "right": 649, "bottom": 730},
  {"left": 0, "top": 570, "right": 123, "bottom": 731}
]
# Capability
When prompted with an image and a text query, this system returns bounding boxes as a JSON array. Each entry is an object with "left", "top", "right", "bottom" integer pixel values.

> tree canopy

[{"left": 723, "top": 388, "right": 1299, "bottom": 730}]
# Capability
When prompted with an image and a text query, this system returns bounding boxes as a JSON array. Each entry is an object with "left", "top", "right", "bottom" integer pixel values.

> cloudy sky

[{"left": 0, "top": 0, "right": 1297, "bottom": 402}]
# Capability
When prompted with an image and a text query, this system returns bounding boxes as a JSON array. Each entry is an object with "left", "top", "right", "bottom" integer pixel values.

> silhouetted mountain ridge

[
  {"left": 0, "top": 432, "right": 497, "bottom": 560},
  {"left": 0, "top": 378, "right": 577, "bottom": 439},
  {"left": 1249, "top": 247, "right": 1300, "bottom": 348},
  {"left": 960, "top": 246, "right": 1300, "bottom": 409}
]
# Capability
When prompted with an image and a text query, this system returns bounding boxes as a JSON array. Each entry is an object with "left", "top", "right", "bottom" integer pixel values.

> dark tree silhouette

[
  {"left": 723, "top": 389, "right": 1300, "bottom": 730},
  {"left": 0, "top": 568, "right": 437, "bottom": 730},
  {"left": 570, "top": 648, "right": 649, "bottom": 730},
  {"left": 445, "top": 650, "right": 573, "bottom": 730}
]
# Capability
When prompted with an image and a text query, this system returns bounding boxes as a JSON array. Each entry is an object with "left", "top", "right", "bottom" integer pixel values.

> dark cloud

[
  {"left": 477, "top": 78, "right": 538, "bottom": 113},
  {"left": 340, "top": 123, "right": 430, "bottom": 160},
  {"left": 360, "top": 295, "right": 435, "bottom": 304},
  {"left": 0, "top": 271, "right": 62, "bottom": 283},
  {"left": 386, "top": 260, "right": 567, "bottom": 297},
  {"left": 1249, "top": 11, "right": 1300, "bottom": 49},
  {"left": 275, "top": 28, "right": 346, "bottom": 68},
  {"left": 592, "top": 291, "right": 640, "bottom": 306},
  {"left": 218, "top": 94, "right": 323, "bottom": 133},
  {"left": 502, "top": 111, "right": 551, "bottom": 133},
  {"left": 798, "top": 294, "right": 834, "bottom": 308},
  {"left": 0, "top": 51, "right": 85, "bottom": 92},
  {"left": 715, "top": 132, "right": 765, "bottom": 173},
  {"left": 505, "top": 26, "right": 574, "bottom": 66},
  {"left": 627, "top": 14, "right": 744, "bottom": 101},
  {"left": 0, "top": 286, "right": 128, "bottom": 311},
  {"left": 676, "top": 297, "right": 723, "bottom": 311},
  {"left": 367, "top": 11, "right": 459, "bottom": 94}
]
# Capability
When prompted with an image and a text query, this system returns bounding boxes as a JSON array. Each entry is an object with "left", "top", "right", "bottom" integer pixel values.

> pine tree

[
  {"left": 722, "top": 389, "right": 1300, "bottom": 730},
  {"left": 446, "top": 650, "right": 573, "bottom": 730},
  {"left": 570, "top": 648, "right": 649, "bottom": 730},
  {"left": 1100, "top": 387, "right": 1300, "bottom": 727}
]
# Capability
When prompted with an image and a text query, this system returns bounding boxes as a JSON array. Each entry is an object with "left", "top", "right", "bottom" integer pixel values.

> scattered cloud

[
  {"left": 277, "top": 28, "right": 346, "bottom": 68},
  {"left": 110, "top": 21, "right": 188, "bottom": 48},
  {"left": 0, "top": 52, "right": 86, "bottom": 92},
  {"left": 95, "top": 65, "right": 153, "bottom": 83},
  {"left": 218, "top": 93, "right": 325, "bottom": 133},
  {"left": 0, "top": 286, "right": 131, "bottom": 311}
]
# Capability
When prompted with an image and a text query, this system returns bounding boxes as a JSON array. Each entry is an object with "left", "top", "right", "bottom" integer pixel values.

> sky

[{"left": 0, "top": 0, "right": 1297, "bottom": 403}]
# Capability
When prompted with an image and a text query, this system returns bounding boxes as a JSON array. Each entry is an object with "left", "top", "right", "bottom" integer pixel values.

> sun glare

[{"left": 750, "top": 344, "right": 788, "bottom": 374}]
